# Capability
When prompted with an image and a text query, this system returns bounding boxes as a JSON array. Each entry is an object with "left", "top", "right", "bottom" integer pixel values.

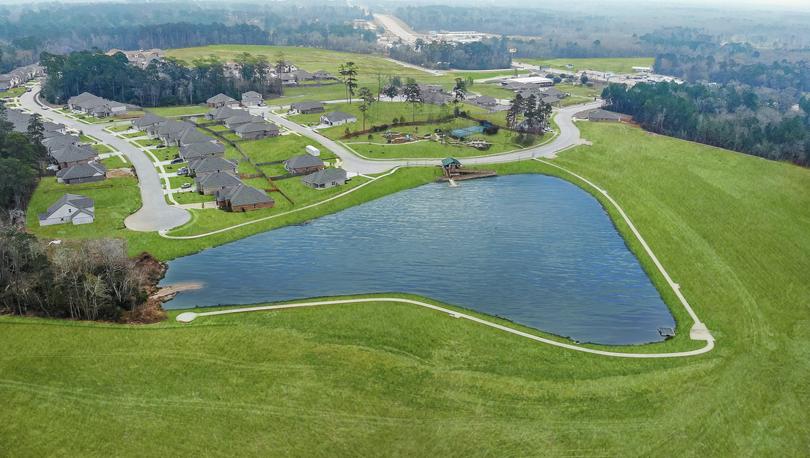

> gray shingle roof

[
  {"left": 197, "top": 171, "right": 241, "bottom": 189},
  {"left": 51, "top": 144, "right": 97, "bottom": 163},
  {"left": 180, "top": 141, "right": 225, "bottom": 159},
  {"left": 56, "top": 162, "right": 106, "bottom": 180},
  {"left": 178, "top": 127, "right": 212, "bottom": 145},
  {"left": 217, "top": 184, "right": 274, "bottom": 207},
  {"left": 290, "top": 101, "right": 323, "bottom": 112},
  {"left": 322, "top": 111, "right": 356, "bottom": 123},
  {"left": 234, "top": 122, "right": 278, "bottom": 134},
  {"left": 301, "top": 168, "right": 347, "bottom": 186},
  {"left": 133, "top": 113, "right": 166, "bottom": 129},
  {"left": 207, "top": 93, "right": 237, "bottom": 104},
  {"left": 208, "top": 106, "right": 242, "bottom": 121},
  {"left": 39, "top": 193, "right": 94, "bottom": 220},
  {"left": 284, "top": 154, "right": 324, "bottom": 170},
  {"left": 189, "top": 157, "right": 237, "bottom": 174}
]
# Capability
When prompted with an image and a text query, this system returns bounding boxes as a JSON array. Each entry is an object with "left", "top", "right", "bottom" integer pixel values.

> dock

[{"left": 437, "top": 156, "right": 497, "bottom": 182}]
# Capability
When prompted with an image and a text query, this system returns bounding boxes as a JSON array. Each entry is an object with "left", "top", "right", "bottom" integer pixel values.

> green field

[
  {"left": 521, "top": 57, "right": 655, "bottom": 74},
  {"left": 0, "top": 86, "right": 29, "bottom": 99},
  {"left": 145, "top": 104, "right": 208, "bottom": 117},
  {"left": 7, "top": 121, "right": 810, "bottom": 454}
]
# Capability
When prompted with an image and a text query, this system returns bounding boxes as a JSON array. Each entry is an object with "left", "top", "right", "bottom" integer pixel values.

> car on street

[
  {"left": 180, "top": 182, "right": 192, "bottom": 189},
  {"left": 170, "top": 157, "right": 184, "bottom": 164}
]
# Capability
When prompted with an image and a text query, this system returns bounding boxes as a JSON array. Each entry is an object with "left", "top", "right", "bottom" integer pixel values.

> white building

[{"left": 38, "top": 194, "right": 95, "bottom": 226}]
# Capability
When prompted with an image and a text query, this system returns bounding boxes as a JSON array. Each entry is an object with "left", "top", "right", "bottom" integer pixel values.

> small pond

[{"left": 162, "top": 174, "right": 675, "bottom": 345}]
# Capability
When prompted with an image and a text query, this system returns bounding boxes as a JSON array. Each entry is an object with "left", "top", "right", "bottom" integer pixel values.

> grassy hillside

[
  {"left": 520, "top": 57, "right": 655, "bottom": 74},
  {"left": 5, "top": 123, "right": 809, "bottom": 455}
]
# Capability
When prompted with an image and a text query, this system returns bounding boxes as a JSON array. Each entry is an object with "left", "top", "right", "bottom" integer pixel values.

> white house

[
  {"left": 320, "top": 111, "right": 357, "bottom": 127},
  {"left": 38, "top": 194, "right": 95, "bottom": 226}
]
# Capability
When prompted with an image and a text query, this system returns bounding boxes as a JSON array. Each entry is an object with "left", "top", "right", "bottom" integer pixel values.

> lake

[{"left": 162, "top": 174, "right": 675, "bottom": 345}]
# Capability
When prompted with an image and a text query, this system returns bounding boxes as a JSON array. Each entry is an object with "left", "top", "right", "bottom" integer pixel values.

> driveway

[
  {"left": 265, "top": 100, "right": 603, "bottom": 174},
  {"left": 19, "top": 87, "right": 190, "bottom": 232}
]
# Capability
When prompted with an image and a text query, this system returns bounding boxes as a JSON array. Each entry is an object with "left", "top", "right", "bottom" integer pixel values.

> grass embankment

[
  {"left": 8, "top": 122, "right": 810, "bottom": 454},
  {"left": 520, "top": 57, "right": 655, "bottom": 74}
]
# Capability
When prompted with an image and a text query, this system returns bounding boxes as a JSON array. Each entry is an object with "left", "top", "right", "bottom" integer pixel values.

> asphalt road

[
  {"left": 265, "top": 100, "right": 604, "bottom": 174},
  {"left": 20, "top": 87, "right": 191, "bottom": 232}
]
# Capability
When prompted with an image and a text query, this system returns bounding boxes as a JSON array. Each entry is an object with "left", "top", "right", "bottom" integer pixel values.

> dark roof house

[
  {"left": 206, "top": 93, "right": 238, "bottom": 108},
  {"left": 56, "top": 162, "right": 106, "bottom": 184},
  {"left": 284, "top": 154, "right": 325, "bottom": 174},
  {"left": 289, "top": 101, "right": 324, "bottom": 115},
  {"left": 216, "top": 184, "right": 275, "bottom": 212},
  {"left": 301, "top": 168, "right": 348, "bottom": 189}
]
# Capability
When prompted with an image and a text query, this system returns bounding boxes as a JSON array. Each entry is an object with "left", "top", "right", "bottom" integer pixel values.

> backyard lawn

[
  {"left": 145, "top": 105, "right": 208, "bottom": 117},
  {"left": 7, "top": 122, "right": 810, "bottom": 454}
]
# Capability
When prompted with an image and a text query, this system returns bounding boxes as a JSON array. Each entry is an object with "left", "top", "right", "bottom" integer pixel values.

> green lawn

[
  {"left": 100, "top": 154, "right": 128, "bottom": 169},
  {"left": 123, "top": 130, "right": 147, "bottom": 138},
  {"left": 134, "top": 138, "right": 161, "bottom": 148},
  {"left": 171, "top": 191, "right": 214, "bottom": 205},
  {"left": 145, "top": 105, "right": 208, "bottom": 117},
  {"left": 9, "top": 122, "right": 810, "bottom": 454},
  {"left": 107, "top": 124, "right": 133, "bottom": 133},
  {"left": 91, "top": 143, "right": 115, "bottom": 154},
  {"left": 0, "top": 85, "right": 28, "bottom": 98},
  {"left": 521, "top": 57, "right": 655, "bottom": 74},
  {"left": 237, "top": 134, "right": 334, "bottom": 164},
  {"left": 26, "top": 176, "right": 141, "bottom": 242}
]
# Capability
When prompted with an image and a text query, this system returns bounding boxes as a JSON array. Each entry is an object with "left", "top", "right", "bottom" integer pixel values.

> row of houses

[
  {"left": 204, "top": 105, "right": 280, "bottom": 140},
  {"left": 220, "top": 60, "right": 336, "bottom": 87},
  {"left": 0, "top": 64, "right": 44, "bottom": 91},
  {"left": 106, "top": 48, "right": 164, "bottom": 69},
  {"left": 130, "top": 112, "right": 275, "bottom": 212},
  {"left": 6, "top": 108, "right": 107, "bottom": 185},
  {"left": 282, "top": 153, "right": 349, "bottom": 189},
  {"left": 67, "top": 92, "right": 131, "bottom": 118}
]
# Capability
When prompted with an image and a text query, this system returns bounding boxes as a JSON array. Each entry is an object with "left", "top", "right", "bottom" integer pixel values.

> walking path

[
  {"left": 175, "top": 297, "right": 714, "bottom": 359},
  {"left": 19, "top": 87, "right": 190, "bottom": 231}
]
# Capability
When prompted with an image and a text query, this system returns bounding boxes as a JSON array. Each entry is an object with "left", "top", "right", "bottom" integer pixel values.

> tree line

[
  {"left": 40, "top": 51, "right": 283, "bottom": 107},
  {"left": 602, "top": 81, "right": 810, "bottom": 166},
  {"left": 0, "top": 102, "right": 46, "bottom": 220},
  {"left": 389, "top": 38, "right": 512, "bottom": 70}
]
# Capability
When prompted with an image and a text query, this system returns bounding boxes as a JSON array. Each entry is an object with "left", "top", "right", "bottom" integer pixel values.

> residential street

[
  {"left": 264, "top": 100, "right": 604, "bottom": 174},
  {"left": 19, "top": 87, "right": 191, "bottom": 232}
]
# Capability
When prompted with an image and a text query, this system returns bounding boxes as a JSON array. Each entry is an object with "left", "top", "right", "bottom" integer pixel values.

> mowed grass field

[
  {"left": 520, "top": 57, "right": 655, "bottom": 74},
  {"left": 7, "top": 122, "right": 810, "bottom": 454}
]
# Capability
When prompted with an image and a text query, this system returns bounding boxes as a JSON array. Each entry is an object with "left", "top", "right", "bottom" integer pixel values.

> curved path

[
  {"left": 176, "top": 297, "right": 714, "bottom": 359},
  {"left": 264, "top": 101, "right": 603, "bottom": 174},
  {"left": 19, "top": 87, "right": 190, "bottom": 232}
]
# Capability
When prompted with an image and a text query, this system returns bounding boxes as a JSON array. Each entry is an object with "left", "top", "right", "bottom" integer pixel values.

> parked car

[
  {"left": 177, "top": 167, "right": 189, "bottom": 176},
  {"left": 170, "top": 157, "right": 184, "bottom": 165},
  {"left": 180, "top": 183, "right": 192, "bottom": 189},
  {"left": 156, "top": 144, "right": 166, "bottom": 148}
]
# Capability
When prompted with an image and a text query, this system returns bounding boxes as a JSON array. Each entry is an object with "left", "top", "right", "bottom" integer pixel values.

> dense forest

[
  {"left": 40, "top": 51, "right": 282, "bottom": 107},
  {"left": 0, "top": 2, "right": 375, "bottom": 73},
  {"left": 389, "top": 38, "right": 511, "bottom": 70},
  {"left": 0, "top": 103, "right": 46, "bottom": 218},
  {"left": 602, "top": 82, "right": 810, "bottom": 166}
]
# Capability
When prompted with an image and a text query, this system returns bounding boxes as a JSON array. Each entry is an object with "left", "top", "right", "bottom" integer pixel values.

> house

[
  {"left": 179, "top": 142, "right": 225, "bottom": 161},
  {"left": 470, "top": 95, "right": 498, "bottom": 107},
  {"left": 241, "top": 91, "right": 263, "bottom": 107},
  {"left": 187, "top": 156, "right": 237, "bottom": 178},
  {"left": 42, "top": 134, "right": 77, "bottom": 153},
  {"left": 320, "top": 111, "right": 357, "bottom": 127},
  {"left": 289, "top": 101, "right": 324, "bottom": 115},
  {"left": 156, "top": 120, "right": 197, "bottom": 145},
  {"left": 0, "top": 64, "right": 44, "bottom": 91},
  {"left": 205, "top": 106, "right": 243, "bottom": 122},
  {"left": 56, "top": 162, "right": 106, "bottom": 184},
  {"left": 38, "top": 194, "right": 95, "bottom": 226},
  {"left": 206, "top": 93, "right": 238, "bottom": 108},
  {"left": 216, "top": 184, "right": 275, "bottom": 212},
  {"left": 301, "top": 168, "right": 348, "bottom": 189},
  {"left": 292, "top": 70, "right": 314, "bottom": 82},
  {"left": 132, "top": 113, "right": 166, "bottom": 130},
  {"left": 284, "top": 154, "right": 325, "bottom": 174},
  {"left": 279, "top": 73, "right": 298, "bottom": 86},
  {"left": 313, "top": 70, "right": 336, "bottom": 80},
  {"left": 275, "top": 61, "right": 298, "bottom": 73},
  {"left": 177, "top": 127, "right": 212, "bottom": 147},
  {"left": 50, "top": 144, "right": 98, "bottom": 169},
  {"left": 67, "top": 92, "right": 128, "bottom": 117},
  {"left": 223, "top": 114, "right": 264, "bottom": 130},
  {"left": 195, "top": 170, "right": 242, "bottom": 195},
  {"left": 233, "top": 122, "right": 280, "bottom": 140}
]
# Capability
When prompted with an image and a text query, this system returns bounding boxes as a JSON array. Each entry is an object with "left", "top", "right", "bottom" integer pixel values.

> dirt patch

[{"left": 108, "top": 168, "right": 135, "bottom": 178}]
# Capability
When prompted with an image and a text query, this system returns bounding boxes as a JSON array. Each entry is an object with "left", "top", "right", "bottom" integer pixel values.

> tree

[
  {"left": 506, "top": 93, "right": 524, "bottom": 130},
  {"left": 339, "top": 61, "right": 358, "bottom": 104},
  {"left": 402, "top": 80, "right": 423, "bottom": 123},
  {"left": 357, "top": 87, "right": 375, "bottom": 130},
  {"left": 580, "top": 74, "right": 589, "bottom": 85},
  {"left": 26, "top": 113, "right": 44, "bottom": 145},
  {"left": 383, "top": 85, "right": 399, "bottom": 101}
]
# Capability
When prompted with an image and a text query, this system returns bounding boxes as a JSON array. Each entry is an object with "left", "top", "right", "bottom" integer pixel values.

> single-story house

[
  {"left": 320, "top": 111, "right": 357, "bottom": 127},
  {"left": 502, "top": 76, "right": 554, "bottom": 87},
  {"left": 56, "top": 162, "right": 106, "bottom": 185},
  {"left": 284, "top": 154, "right": 325, "bottom": 175},
  {"left": 179, "top": 142, "right": 225, "bottom": 161},
  {"left": 195, "top": 170, "right": 242, "bottom": 195},
  {"left": 177, "top": 127, "right": 213, "bottom": 147},
  {"left": 132, "top": 113, "right": 166, "bottom": 130},
  {"left": 42, "top": 134, "right": 78, "bottom": 153},
  {"left": 312, "top": 70, "right": 336, "bottom": 80},
  {"left": 205, "top": 106, "right": 243, "bottom": 122},
  {"left": 216, "top": 184, "right": 275, "bottom": 212},
  {"left": 279, "top": 73, "right": 298, "bottom": 86},
  {"left": 155, "top": 119, "right": 191, "bottom": 142},
  {"left": 188, "top": 156, "right": 237, "bottom": 177},
  {"left": 50, "top": 144, "right": 98, "bottom": 169},
  {"left": 471, "top": 95, "right": 498, "bottom": 107},
  {"left": 67, "top": 92, "right": 128, "bottom": 117},
  {"left": 289, "top": 101, "right": 324, "bottom": 115},
  {"left": 38, "top": 193, "right": 95, "bottom": 226},
  {"left": 224, "top": 114, "right": 265, "bottom": 130},
  {"left": 301, "top": 168, "right": 347, "bottom": 190},
  {"left": 241, "top": 91, "right": 263, "bottom": 107},
  {"left": 233, "top": 122, "right": 280, "bottom": 140},
  {"left": 206, "top": 93, "right": 239, "bottom": 108}
]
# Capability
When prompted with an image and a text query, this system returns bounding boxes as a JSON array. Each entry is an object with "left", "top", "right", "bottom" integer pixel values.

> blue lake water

[{"left": 162, "top": 174, "right": 675, "bottom": 345}]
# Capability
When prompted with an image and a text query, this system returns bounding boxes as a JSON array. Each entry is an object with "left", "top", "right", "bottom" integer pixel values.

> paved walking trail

[
  {"left": 19, "top": 87, "right": 190, "bottom": 231},
  {"left": 176, "top": 297, "right": 714, "bottom": 359}
]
